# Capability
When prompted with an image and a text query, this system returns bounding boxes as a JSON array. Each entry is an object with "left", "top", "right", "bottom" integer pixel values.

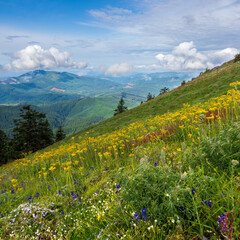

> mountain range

[{"left": 0, "top": 70, "right": 194, "bottom": 136}]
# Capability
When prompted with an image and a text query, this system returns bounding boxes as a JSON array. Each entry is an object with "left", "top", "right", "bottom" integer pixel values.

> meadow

[{"left": 1, "top": 79, "right": 240, "bottom": 239}]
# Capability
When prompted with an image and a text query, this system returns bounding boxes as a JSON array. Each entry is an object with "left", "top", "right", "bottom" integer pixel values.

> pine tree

[
  {"left": 159, "top": 87, "right": 169, "bottom": 95},
  {"left": 0, "top": 129, "right": 9, "bottom": 165},
  {"left": 114, "top": 98, "right": 128, "bottom": 116},
  {"left": 147, "top": 92, "right": 154, "bottom": 101},
  {"left": 56, "top": 126, "right": 66, "bottom": 142},
  {"left": 12, "top": 105, "right": 54, "bottom": 155}
]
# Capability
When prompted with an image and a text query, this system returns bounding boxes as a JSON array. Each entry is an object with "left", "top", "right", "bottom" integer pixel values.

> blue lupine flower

[
  {"left": 222, "top": 191, "right": 226, "bottom": 197},
  {"left": 116, "top": 184, "right": 121, "bottom": 189},
  {"left": 154, "top": 162, "right": 159, "bottom": 167},
  {"left": 207, "top": 200, "right": 212, "bottom": 207},
  {"left": 90, "top": 167, "right": 94, "bottom": 170},
  {"left": 11, "top": 190, "right": 15, "bottom": 194},
  {"left": 141, "top": 208, "right": 147, "bottom": 216},
  {"left": 133, "top": 212, "right": 141, "bottom": 221},
  {"left": 35, "top": 192, "right": 40, "bottom": 198},
  {"left": 179, "top": 207, "right": 186, "bottom": 211},
  {"left": 192, "top": 189, "right": 196, "bottom": 195},
  {"left": 27, "top": 196, "right": 32, "bottom": 201}
]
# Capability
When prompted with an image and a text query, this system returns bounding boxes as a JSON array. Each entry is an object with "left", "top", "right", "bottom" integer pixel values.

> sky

[{"left": 0, "top": 0, "right": 240, "bottom": 77}]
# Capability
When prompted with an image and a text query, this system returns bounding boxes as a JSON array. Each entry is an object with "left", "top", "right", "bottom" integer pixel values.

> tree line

[{"left": 0, "top": 105, "right": 66, "bottom": 165}]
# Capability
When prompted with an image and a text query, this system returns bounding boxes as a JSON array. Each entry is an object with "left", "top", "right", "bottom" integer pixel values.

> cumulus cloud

[
  {"left": 209, "top": 48, "right": 239, "bottom": 63},
  {"left": 4, "top": 45, "right": 89, "bottom": 72},
  {"left": 104, "top": 63, "right": 134, "bottom": 76},
  {"left": 137, "top": 42, "right": 239, "bottom": 72},
  {"left": 155, "top": 42, "right": 214, "bottom": 71}
]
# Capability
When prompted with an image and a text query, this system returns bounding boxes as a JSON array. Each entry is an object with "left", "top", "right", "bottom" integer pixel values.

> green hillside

[
  {"left": 1, "top": 60, "right": 240, "bottom": 239},
  {"left": 71, "top": 60, "right": 240, "bottom": 137},
  {"left": 0, "top": 92, "right": 144, "bottom": 137}
]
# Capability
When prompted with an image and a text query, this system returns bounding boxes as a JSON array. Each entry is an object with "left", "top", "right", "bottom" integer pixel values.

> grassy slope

[
  {"left": 68, "top": 60, "right": 240, "bottom": 139},
  {"left": 1, "top": 60, "right": 240, "bottom": 239}
]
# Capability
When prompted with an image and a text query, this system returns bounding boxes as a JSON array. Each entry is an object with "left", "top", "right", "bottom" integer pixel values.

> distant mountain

[
  {"left": 0, "top": 70, "right": 122, "bottom": 104},
  {"left": 0, "top": 70, "right": 195, "bottom": 136}
]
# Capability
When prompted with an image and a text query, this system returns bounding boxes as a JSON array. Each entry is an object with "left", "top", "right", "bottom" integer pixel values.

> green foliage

[
  {"left": 12, "top": 105, "right": 54, "bottom": 156},
  {"left": 146, "top": 92, "right": 154, "bottom": 101},
  {"left": 159, "top": 87, "right": 169, "bottom": 95},
  {"left": 114, "top": 98, "right": 128, "bottom": 116},
  {"left": 55, "top": 126, "right": 66, "bottom": 142},
  {"left": 0, "top": 129, "right": 9, "bottom": 165},
  {"left": 121, "top": 164, "right": 181, "bottom": 224},
  {"left": 204, "top": 68, "right": 210, "bottom": 73},
  {"left": 200, "top": 122, "right": 240, "bottom": 174},
  {"left": 181, "top": 80, "right": 186, "bottom": 86},
  {"left": 234, "top": 53, "right": 240, "bottom": 62}
]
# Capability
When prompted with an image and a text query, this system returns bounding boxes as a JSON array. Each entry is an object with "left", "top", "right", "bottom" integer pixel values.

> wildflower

[
  {"left": 222, "top": 191, "right": 226, "bottom": 197},
  {"left": 116, "top": 184, "right": 121, "bottom": 189},
  {"left": 177, "top": 148, "right": 181, "bottom": 152},
  {"left": 97, "top": 215, "right": 101, "bottom": 221},
  {"left": 154, "top": 162, "right": 159, "bottom": 167},
  {"left": 27, "top": 196, "right": 32, "bottom": 201},
  {"left": 141, "top": 208, "right": 147, "bottom": 216},
  {"left": 89, "top": 166, "right": 94, "bottom": 170},
  {"left": 133, "top": 212, "right": 141, "bottom": 221},
  {"left": 232, "top": 160, "right": 239, "bottom": 166},
  {"left": 181, "top": 172, "right": 187, "bottom": 179},
  {"left": 191, "top": 189, "right": 196, "bottom": 195},
  {"left": 34, "top": 192, "right": 40, "bottom": 198}
]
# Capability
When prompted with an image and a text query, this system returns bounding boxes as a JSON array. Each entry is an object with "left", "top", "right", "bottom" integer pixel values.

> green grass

[
  {"left": 1, "top": 60, "right": 240, "bottom": 239},
  {"left": 68, "top": 60, "right": 240, "bottom": 139}
]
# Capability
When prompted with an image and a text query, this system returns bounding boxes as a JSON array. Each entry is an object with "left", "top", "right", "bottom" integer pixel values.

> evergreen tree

[
  {"left": 234, "top": 53, "right": 240, "bottom": 62},
  {"left": 56, "top": 126, "right": 66, "bottom": 142},
  {"left": 181, "top": 80, "right": 186, "bottom": 86},
  {"left": 38, "top": 118, "right": 54, "bottom": 148},
  {"left": 0, "top": 129, "right": 9, "bottom": 165},
  {"left": 12, "top": 105, "right": 54, "bottom": 155},
  {"left": 114, "top": 98, "right": 128, "bottom": 116},
  {"left": 147, "top": 92, "right": 154, "bottom": 101},
  {"left": 159, "top": 87, "right": 169, "bottom": 95}
]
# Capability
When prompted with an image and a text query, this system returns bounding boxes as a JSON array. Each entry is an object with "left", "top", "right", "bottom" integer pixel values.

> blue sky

[{"left": 0, "top": 0, "right": 240, "bottom": 76}]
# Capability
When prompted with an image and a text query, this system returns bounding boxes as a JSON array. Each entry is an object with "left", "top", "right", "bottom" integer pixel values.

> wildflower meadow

[{"left": 1, "top": 81, "right": 240, "bottom": 239}]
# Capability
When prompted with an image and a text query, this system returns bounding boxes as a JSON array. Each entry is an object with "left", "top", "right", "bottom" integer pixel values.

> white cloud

[
  {"left": 209, "top": 48, "right": 239, "bottom": 63},
  {"left": 105, "top": 62, "right": 134, "bottom": 76},
  {"left": 137, "top": 42, "right": 239, "bottom": 72},
  {"left": 4, "top": 45, "right": 89, "bottom": 72},
  {"left": 89, "top": 6, "right": 132, "bottom": 23},
  {"left": 155, "top": 42, "right": 214, "bottom": 71}
]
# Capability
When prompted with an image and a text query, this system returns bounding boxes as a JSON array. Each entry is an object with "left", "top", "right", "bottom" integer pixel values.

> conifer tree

[
  {"left": 114, "top": 98, "right": 128, "bottom": 116},
  {"left": 12, "top": 105, "right": 54, "bottom": 155},
  {"left": 159, "top": 87, "right": 169, "bottom": 95},
  {"left": 147, "top": 92, "right": 154, "bottom": 101},
  {"left": 0, "top": 129, "right": 9, "bottom": 165},
  {"left": 56, "top": 126, "right": 66, "bottom": 142}
]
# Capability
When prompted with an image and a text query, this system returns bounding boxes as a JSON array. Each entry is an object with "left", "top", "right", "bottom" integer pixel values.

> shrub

[
  {"left": 199, "top": 122, "right": 240, "bottom": 174},
  {"left": 234, "top": 53, "right": 240, "bottom": 62},
  {"left": 181, "top": 80, "right": 186, "bottom": 86}
]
